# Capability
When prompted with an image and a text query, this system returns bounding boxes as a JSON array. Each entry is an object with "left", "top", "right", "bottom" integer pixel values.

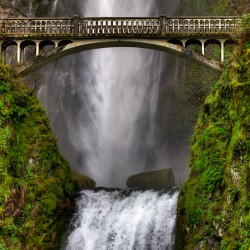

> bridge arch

[{"left": 15, "top": 39, "right": 222, "bottom": 76}]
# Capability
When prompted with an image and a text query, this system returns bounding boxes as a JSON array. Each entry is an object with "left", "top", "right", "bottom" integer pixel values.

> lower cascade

[{"left": 63, "top": 189, "right": 179, "bottom": 250}]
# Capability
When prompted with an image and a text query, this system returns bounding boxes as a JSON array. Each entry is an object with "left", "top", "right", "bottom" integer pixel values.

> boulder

[
  {"left": 126, "top": 168, "right": 175, "bottom": 190},
  {"left": 71, "top": 171, "right": 96, "bottom": 190}
]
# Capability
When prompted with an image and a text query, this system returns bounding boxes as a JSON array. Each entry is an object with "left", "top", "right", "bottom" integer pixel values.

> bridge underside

[{"left": 15, "top": 39, "right": 222, "bottom": 76}]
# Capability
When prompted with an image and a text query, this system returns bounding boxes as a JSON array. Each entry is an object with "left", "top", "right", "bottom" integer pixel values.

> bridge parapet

[{"left": 0, "top": 16, "right": 240, "bottom": 38}]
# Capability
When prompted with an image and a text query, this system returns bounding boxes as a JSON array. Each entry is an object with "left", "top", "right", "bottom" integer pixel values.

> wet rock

[
  {"left": 126, "top": 168, "right": 175, "bottom": 190},
  {"left": 72, "top": 171, "right": 96, "bottom": 190}
]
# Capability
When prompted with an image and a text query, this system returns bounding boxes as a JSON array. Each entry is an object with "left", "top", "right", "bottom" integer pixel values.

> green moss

[
  {"left": 71, "top": 171, "right": 96, "bottom": 190},
  {"left": 126, "top": 169, "right": 175, "bottom": 190},
  {"left": 0, "top": 64, "right": 94, "bottom": 249},
  {"left": 176, "top": 37, "right": 250, "bottom": 249}
]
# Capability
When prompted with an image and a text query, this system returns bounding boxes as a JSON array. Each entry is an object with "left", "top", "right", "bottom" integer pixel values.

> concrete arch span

[{"left": 15, "top": 39, "right": 222, "bottom": 76}]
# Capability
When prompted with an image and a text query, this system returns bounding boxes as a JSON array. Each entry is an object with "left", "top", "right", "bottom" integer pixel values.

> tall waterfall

[
  {"left": 37, "top": 0, "right": 190, "bottom": 187},
  {"left": 63, "top": 189, "right": 179, "bottom": 250}
]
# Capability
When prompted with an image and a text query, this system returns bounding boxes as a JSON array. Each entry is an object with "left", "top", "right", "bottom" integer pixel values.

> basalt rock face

[{"left": 127, "top": 169, "right": 175, "bottom": 190}]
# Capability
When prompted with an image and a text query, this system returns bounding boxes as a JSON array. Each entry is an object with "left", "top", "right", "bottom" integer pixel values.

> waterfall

[
  {"left": 51, "top": 0, "right": 59, "bottom": 16},
  {"left": 33, "top": 1, "right": 186, "bottom": 248},
  {"left": 37, "top": 0, "right": 190, "bottom": 187},
  {"left": 63, "top": 189, "right": 179, "bottom": 250},
  {"left": 28, "top": 0, "right": 33, "bottom": 17}
]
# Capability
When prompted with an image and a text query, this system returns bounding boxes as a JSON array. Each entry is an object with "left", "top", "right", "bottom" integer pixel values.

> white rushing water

[{"left": 63, "top": 189, "right": 179, "bottom": 250}]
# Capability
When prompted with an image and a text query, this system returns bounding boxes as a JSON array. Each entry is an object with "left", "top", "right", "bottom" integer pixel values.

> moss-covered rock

[
  {"left": 0, "top": 62, "right": 93, "bottom": 249},
  {"left": 71, "top": 171, "right": 96, "bottom": 190},
  {"left": 126, "top": 169, "right": 175, "bottom": 190},
  {"left": 176, "top": 31, "right": 250, "bottom": 249}
]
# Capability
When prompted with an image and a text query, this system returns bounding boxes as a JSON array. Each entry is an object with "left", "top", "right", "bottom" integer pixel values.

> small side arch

[
  {"left": 205, "top": 39, "right": 221, "bottom": 48},
  {"left": 39, "top": 40, "right": 56, "bottom": 53},
  {"left": 2, "top": 40, "right": 17, "bottom": 49},
  {"left": 185, "top": 38, "right": 202, "bottom": 53},
  {"left": 185, "top": 38, "right": 202, "bottom": 47},
  {"left": 58, "top": 40, "right": 73, "bottom": 47},
  {"left": 167, "top": 39, "right": 183, "bottom": 47},
  {"left": 2, "top": 40, "right": 18, "bottom": 65},
  {"left": 21, "top": 40, "right": 36, "bottom": 62},
  {"left": 204, "top": 39, "right": 222, "bottom": 61}
]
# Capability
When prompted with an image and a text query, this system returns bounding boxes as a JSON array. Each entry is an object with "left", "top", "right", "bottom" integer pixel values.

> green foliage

[
  {"left": 239, "top": 14, "right": 250, "bottom": 33},
  {"left": 41, "top": 193, "right": 58, "bottom": 216},
  {"left": 176, "top": 42, "right": 250, "bottom": 249},
  {"left": 64, "top": 182, "right": 76, "bottom": 197},
  {"left": 200, "top": 167, "right": 224, "bottom": 194},
  {"left": 0, "top": 241, "right": 7, "bottom": 250},
  {"left": 0, "top": 63, "right": 94, "bottom": 249}
]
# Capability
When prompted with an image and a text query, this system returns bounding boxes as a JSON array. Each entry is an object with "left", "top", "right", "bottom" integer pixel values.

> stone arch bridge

[{"left": 0, "top": 15, "right": 240, "bottom": 76}]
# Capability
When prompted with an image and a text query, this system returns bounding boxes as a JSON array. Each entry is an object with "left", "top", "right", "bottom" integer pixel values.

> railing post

[
  {"left": 73, "top": 15, "right": 80, "bottom": 36},
  {"left": 160, "top": 15, "right": 167, "bottom": 36}
]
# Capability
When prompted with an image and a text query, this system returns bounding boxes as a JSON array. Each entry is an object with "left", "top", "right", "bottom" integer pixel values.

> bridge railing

[
  {"left": 77, "top": 17, "right": 161, "bottom": 36},
  {"left": 165, "top": 17, "right": 239, "bottom": 33},
  {"left": 0, "top": 18, "right": 74, "bottom": 36},
  {"left": 0, "top": 16, "right": 240, "bottom": 37}
]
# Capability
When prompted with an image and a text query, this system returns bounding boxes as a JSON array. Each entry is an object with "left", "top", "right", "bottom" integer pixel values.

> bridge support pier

[
  {"left": 35, "top": 41, "right": 40, "bottom": 56},
  {"left": 54, "top": 41, "right": 59, "bottom": 48},
  {"left": 181, "top": 39, "right": 187, "bottom": 47},
  {"left": 220, "top": 40, "right": 225, "bottom": 62},
  {"left": 16, "top": 41, "right": 22, "bottom": 64},
  {"left": 200, "top": 39, "right": 206, "bottom": 56}
]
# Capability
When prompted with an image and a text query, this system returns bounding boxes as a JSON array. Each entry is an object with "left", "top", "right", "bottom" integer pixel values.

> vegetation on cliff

[
  {"left": 176, "top": 16, "right": 250, "bottom": 250},
  {"left": 0, "top": 63, "right": 94, "bottom": 249}
]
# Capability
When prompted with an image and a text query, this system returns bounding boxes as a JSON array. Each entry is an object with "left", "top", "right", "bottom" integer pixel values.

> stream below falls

[{"left": 62, "top": 189, "right": 179, "bottom": 250}]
